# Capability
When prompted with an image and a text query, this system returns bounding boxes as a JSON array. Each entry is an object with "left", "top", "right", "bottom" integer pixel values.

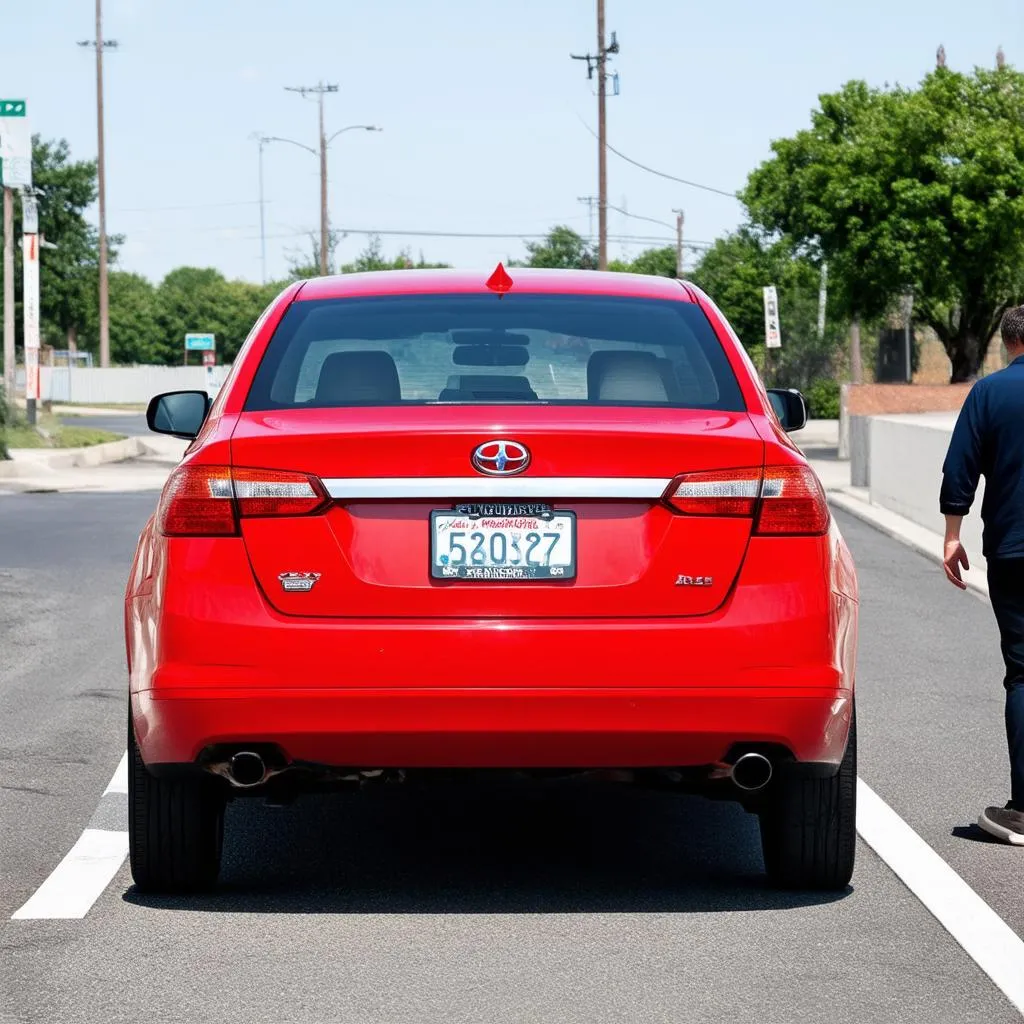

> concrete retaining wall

[{"left": 868, "top": 412, "right": 984, "bottom": 559}]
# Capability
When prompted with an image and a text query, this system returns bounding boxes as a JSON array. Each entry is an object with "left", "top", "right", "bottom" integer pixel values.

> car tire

[
  {"left": 758, "top": 710, "right": 857, "bottom": 891},
  {"left": 128, "top": 716, "right": 225, "bottom": 892}
]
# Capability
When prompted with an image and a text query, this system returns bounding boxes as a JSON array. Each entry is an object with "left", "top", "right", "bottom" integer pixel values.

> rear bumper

[
  {"left": 132, "top": 685, "right": 853, "bottom": 769},
  {"left": 127, "top": 526, "right": 858, "bottom": 771}
]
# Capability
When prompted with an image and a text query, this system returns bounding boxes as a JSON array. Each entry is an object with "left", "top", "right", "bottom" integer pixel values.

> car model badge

[
  {"left": 675, "top": 575, "right": 714, "bottom": 587},
  {"left": 278, "top": 572, "right": 321, "bottom": 593},
  {"left": 471, "top": 440, "right": 530, "bottom": 476}
]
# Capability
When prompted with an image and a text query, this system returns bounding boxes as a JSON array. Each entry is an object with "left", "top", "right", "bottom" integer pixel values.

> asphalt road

[
  {"left": 59, "top": 413, "right": 149, "bottom": 437},
  {"left": 1, "top": 492, "right": 1021, "bottom": 1023}
]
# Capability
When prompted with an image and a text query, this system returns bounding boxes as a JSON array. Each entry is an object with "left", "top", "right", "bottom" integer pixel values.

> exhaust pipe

[
  {"left": 228, "top": 751, "right": 267, "bottom": 788},
  {"left": 730, "top": 752, "right": 773, "bottom": 792}
]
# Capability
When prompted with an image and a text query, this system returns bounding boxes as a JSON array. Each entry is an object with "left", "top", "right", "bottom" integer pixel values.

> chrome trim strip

[{"left": 322, "top": 477, "right": 673, "bottom": 500}]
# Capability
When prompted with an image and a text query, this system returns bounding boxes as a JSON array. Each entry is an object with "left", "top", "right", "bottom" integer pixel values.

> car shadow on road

[{"left": 123, "top": 780, "right": 852, "bottom": 914}]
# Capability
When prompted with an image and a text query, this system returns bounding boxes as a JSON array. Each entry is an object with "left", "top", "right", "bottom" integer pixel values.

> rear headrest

[
  {"left": 315, "top": 351, "right": 401, "bottom": 404},
  {"left": 587, "top": 351, "right": 670, "bottom": 403}
]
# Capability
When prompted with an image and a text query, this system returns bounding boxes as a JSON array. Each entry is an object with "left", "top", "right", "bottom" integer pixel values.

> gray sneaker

[{"left": 978, "top": 804, "right": 1024, "bottom": 845}]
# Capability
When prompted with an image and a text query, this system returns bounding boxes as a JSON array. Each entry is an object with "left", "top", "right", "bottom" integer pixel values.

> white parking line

[
  {"left": 857, "top": 778, "right": 1024, "bottom": 1014},
  {"left": 11, "top": 829, "right": 128, "bottom": 920},
  {"left": 104, "top": 752, "right": 128, "bottom": 795},
  {"left": 10, "top": 754, "right": 1024, "bottom": 1016},
  {"left": 11, "top": 755, "right": 129, "bottom": 921}
]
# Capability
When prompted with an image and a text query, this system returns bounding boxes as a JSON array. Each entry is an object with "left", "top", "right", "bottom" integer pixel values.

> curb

[
  {"left": 0, "top": 437, "right": 147, "bottom": 479},
  {"left": 828, "top": 490, "right": 990, "bottom": 600}
]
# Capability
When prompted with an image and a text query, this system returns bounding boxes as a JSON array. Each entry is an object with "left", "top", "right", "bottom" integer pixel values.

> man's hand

[{"left": 943, "top": 538, "right": 970, "bottom": 590}]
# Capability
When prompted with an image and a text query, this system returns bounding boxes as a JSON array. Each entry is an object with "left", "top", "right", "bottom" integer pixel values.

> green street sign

[
  {"left": 0, "top": 99, "right": 30, "bottom": 186},
  {"left": 185, "top": 333, "right": 216, "bottom": 351}
]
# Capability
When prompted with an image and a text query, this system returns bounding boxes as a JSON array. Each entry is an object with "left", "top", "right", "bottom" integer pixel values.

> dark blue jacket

[{"left": 940, "top": 355, "right": 1024, "bottom": 559}]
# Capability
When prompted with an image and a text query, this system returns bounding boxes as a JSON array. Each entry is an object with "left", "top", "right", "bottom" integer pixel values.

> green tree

[
  {"left": 689, "top": 228, "right": 847, "bottom": 390},
  {"left": 155, "top": 268, "right": 278, "bottom": 365},
  {"left": 1, "top": 138, "right": 114, "bottom": 353},
  {"left": 286, "top": 230, "right": 340, "bottom": 279},
  {"left": 339, "top": 235, "right": 450, "bottom": 273},
  {"left": 608, "top": 246, "right": 677, "bottom": 277},
  {"left": 514, "top": 226, "right": 597, "bottom": 269},
  {"left": 107, "top": 272, "right": 163, "bottom": 364},
  {"left": 742, "top": 68, "right": 1024, "bottom": 382}
]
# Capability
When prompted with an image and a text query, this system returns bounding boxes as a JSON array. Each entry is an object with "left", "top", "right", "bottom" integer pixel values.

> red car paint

[{"left": 126, "top": 269, "right": 857, "bottom": 772}]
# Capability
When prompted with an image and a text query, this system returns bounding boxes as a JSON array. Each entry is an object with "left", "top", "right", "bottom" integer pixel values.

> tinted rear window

[{"left": 245, "top": 293, "right": 746, "bottom": 412}]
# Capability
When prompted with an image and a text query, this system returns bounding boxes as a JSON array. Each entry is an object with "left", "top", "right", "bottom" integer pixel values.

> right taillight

[
  {"left": 755, "top": 465, "right": 830, "bottom": 536},
  {"left": 157, "top": 465, "right": 328, "bottom": 537},
  {"left": 666, "top": 464, "right": 829, "bottom": 536}
]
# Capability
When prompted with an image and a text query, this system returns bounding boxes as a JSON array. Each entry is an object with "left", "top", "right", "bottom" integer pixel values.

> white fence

[{"left": 17, "top": 365, "right": 231, "bottom": 405}]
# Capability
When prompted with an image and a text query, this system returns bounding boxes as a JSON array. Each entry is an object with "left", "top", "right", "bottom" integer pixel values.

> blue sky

[{"left": 4, "top": 0, "right": 1021, "bottom": 284}]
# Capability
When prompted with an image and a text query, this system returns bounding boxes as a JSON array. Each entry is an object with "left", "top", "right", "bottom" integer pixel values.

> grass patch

[
  {"left": 59, "top": 401, "right": 148, "bottom": 413},
  {"left": 3, "top": 410, "right": 124, "bottom": 449}
]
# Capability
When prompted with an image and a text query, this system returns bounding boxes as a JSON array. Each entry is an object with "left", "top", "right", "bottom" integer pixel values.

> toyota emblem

[{"left": 471, "top": 440, "right": 531, "bottom": 476}]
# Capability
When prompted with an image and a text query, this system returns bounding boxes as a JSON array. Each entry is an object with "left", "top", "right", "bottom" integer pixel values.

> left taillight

[{"left": 157, "top": 465, "right": 329, "bottom": 537}]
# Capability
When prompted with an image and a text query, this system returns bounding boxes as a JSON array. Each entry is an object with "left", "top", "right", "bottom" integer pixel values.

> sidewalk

[
  {"left": 799, "top": 422, "right": 990, "bottom": 600},
  {"left": 0, "top": 435, "right": 186, "bottom": 494}
]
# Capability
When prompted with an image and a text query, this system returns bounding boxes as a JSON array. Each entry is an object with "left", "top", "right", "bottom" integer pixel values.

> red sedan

[{"left": 126, "top": 267, "right": 858, "bottom": 892}]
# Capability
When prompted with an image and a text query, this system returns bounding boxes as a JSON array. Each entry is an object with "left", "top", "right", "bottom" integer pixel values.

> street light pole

[
  {"left": 250, "top": 134, "right": 268, "bottom": 283},
  {"left": 260, "top": 119, "right": 379, "bottom": 277},
  {"left": 259, "top": 137, "right": 267, "bottom": 284}
]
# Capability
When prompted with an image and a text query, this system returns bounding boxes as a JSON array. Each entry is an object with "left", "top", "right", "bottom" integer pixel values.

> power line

[
  {"left": 577, "top": 117, "right": 738, "bottom": 198},
  {"left": 605, "top": 202, "right": 675, "bottom": 232},
  {"left": 191, "top": 225, "right": 714, "bottom": 247}
]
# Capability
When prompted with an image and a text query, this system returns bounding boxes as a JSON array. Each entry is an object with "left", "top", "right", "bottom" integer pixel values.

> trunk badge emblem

[
  {"left": 675, "top": 575, "right": 714, "bottom": 587},
  {"left": 471, "top": 440, "right": 530, "bottom": 476},
  {"left": 278, "top": 572, "right": 322, "bottom": 593}
]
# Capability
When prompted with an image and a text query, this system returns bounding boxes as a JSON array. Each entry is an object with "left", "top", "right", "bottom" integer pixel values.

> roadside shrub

[{"left": 805, "top": 378, "right": 840, "bottom": 420}]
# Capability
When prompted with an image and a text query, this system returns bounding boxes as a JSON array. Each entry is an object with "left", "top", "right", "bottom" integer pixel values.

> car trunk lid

[{"left": 231, "top": 406, "right": 763, "bottom": 619}]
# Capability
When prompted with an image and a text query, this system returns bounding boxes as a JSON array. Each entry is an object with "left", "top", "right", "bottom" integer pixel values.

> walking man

[{"left": 941, "top": 306, "right": 1024, "bottom": 844}]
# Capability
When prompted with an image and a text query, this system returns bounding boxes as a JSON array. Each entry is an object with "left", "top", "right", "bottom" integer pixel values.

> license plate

[{"left": 430, "top": 507, "right": 576, "bottom": 580}]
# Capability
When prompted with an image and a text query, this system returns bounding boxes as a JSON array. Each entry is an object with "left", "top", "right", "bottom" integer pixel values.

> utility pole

[
  {"left": 3, "top": 188, "right": 13, "bottom": 400},
  {"left": 672, "top": 208, "right": 685, "bottom": 278},
  {"left": 285, "top": 82, "right": 338, "bottom": 275},
  {"left": 78, "top": 3, "right": 119, "bottom": 368},
  {"left": 572, "top": 3, "right": 619, "bottom": 270}
]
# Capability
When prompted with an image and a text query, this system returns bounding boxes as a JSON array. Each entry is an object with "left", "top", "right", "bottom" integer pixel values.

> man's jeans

[{"left": 987, "top": 558, "right": 1024, "bottom": 809}]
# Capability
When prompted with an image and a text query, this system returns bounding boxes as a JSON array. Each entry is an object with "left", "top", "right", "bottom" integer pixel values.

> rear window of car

[{"left": 244, "top": 293, "right": 746, "bottom": 412}]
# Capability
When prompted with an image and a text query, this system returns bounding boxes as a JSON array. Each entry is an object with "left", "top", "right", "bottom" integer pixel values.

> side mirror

[
  {"left": 147, "top": 390, "right": 210, "bottom": 440},
  {"left": 766, "top": 388, "right": 808, "bottom": 432}
]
